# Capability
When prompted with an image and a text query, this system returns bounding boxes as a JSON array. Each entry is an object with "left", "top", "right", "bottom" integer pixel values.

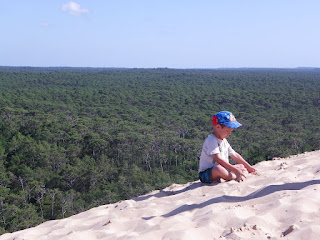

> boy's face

[{"left": 214, "top": 125, "right": 234, "bottom": 139}]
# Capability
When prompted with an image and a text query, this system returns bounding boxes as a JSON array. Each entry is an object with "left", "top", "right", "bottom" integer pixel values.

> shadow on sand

[
  {"left": 133, "top": 181, "right": 210, "bottom": 202},
  {"left": 141, "top": 179, "right": 320, "bottom": 219}
]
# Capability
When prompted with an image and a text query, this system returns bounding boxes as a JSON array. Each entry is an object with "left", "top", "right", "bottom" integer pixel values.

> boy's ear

[{"left": 213, "top": 124, "right": 221, "bottom": 130}]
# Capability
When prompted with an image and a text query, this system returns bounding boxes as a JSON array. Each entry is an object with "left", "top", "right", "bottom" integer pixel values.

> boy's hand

[
  {"left": 247, "top": 166, "right": 257, "bottom": 174},
  {"left": 234, "top": 169, "right": 246, "bottom": 182}
]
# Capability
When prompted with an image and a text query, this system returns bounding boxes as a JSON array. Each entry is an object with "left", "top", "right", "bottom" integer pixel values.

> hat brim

[{"left": 224, "top": 121, "right": 242, "bottom": 129}]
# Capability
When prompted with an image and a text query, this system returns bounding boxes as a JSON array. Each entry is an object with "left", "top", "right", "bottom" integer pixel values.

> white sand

[{"left": 1, "top": 150, "right": 320, "bottom": 240}]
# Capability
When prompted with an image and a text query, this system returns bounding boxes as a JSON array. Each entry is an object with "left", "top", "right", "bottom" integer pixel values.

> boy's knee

[{"left": 236, "top": 164, "right": 245, "bottom": 169}]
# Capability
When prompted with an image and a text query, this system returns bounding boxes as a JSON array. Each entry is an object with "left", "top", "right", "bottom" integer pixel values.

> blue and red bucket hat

[{"left": 212, "top": 111, "right": 242, "bottom": 129}]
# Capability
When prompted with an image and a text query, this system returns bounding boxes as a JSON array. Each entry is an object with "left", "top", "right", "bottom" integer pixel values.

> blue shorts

[{"left": 199, "top": 167, "right": 220, "bottom": 184}]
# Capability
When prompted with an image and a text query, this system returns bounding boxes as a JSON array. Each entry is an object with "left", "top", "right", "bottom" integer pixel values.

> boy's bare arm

[{"left": 231, "top": 152, "right": 256, "bottom": 173}]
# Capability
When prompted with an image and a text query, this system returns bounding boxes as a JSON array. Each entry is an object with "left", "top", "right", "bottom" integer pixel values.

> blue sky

[{"left": 1, "top": 1, "right": 320, "bottom": 68}]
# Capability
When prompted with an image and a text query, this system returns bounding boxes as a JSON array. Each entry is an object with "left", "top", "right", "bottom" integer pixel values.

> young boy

[{"left": 199, "top": 111, "right": 256, "bottom": 183}]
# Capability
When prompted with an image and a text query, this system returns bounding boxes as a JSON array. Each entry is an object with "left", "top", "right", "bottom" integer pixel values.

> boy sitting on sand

[{"left": 199, "top": 111, "right": 256, "bottom": 183}]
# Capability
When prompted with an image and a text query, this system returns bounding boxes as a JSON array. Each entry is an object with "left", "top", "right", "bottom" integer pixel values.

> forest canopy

[{"left": 0, "top": 67, "right": 320, "bottom": 233}]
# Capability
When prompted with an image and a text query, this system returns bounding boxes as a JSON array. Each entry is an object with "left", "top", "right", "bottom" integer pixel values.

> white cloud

[
  {"left": 40, "top": 22, "right": 50, "bottom": 27},
  {"left": 61, "top": 2, "right": 89, "bottom": 16}
]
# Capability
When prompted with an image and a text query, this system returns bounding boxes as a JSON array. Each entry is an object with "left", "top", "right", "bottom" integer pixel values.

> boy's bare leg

[
  {"left": 234, "top": 164, "right": 248, "bottom": 175},
  {"left": 211, "top": 165, "right": 236, "bottom": 181}
]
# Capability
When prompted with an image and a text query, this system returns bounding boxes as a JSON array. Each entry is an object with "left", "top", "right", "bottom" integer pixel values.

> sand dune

[{"left": 1, "top": 150, "right": 320, "bottom": 240}]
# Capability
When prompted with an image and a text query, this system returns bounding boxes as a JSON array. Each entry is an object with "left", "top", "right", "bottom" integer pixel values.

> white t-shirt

[{"left": 198, "top": 133, "right": 236, "bottom": 173}]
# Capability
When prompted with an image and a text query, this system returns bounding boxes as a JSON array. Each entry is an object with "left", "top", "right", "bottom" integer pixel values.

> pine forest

[{"left": 0, "top": 67, "right": 320, "bottom": 233}]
